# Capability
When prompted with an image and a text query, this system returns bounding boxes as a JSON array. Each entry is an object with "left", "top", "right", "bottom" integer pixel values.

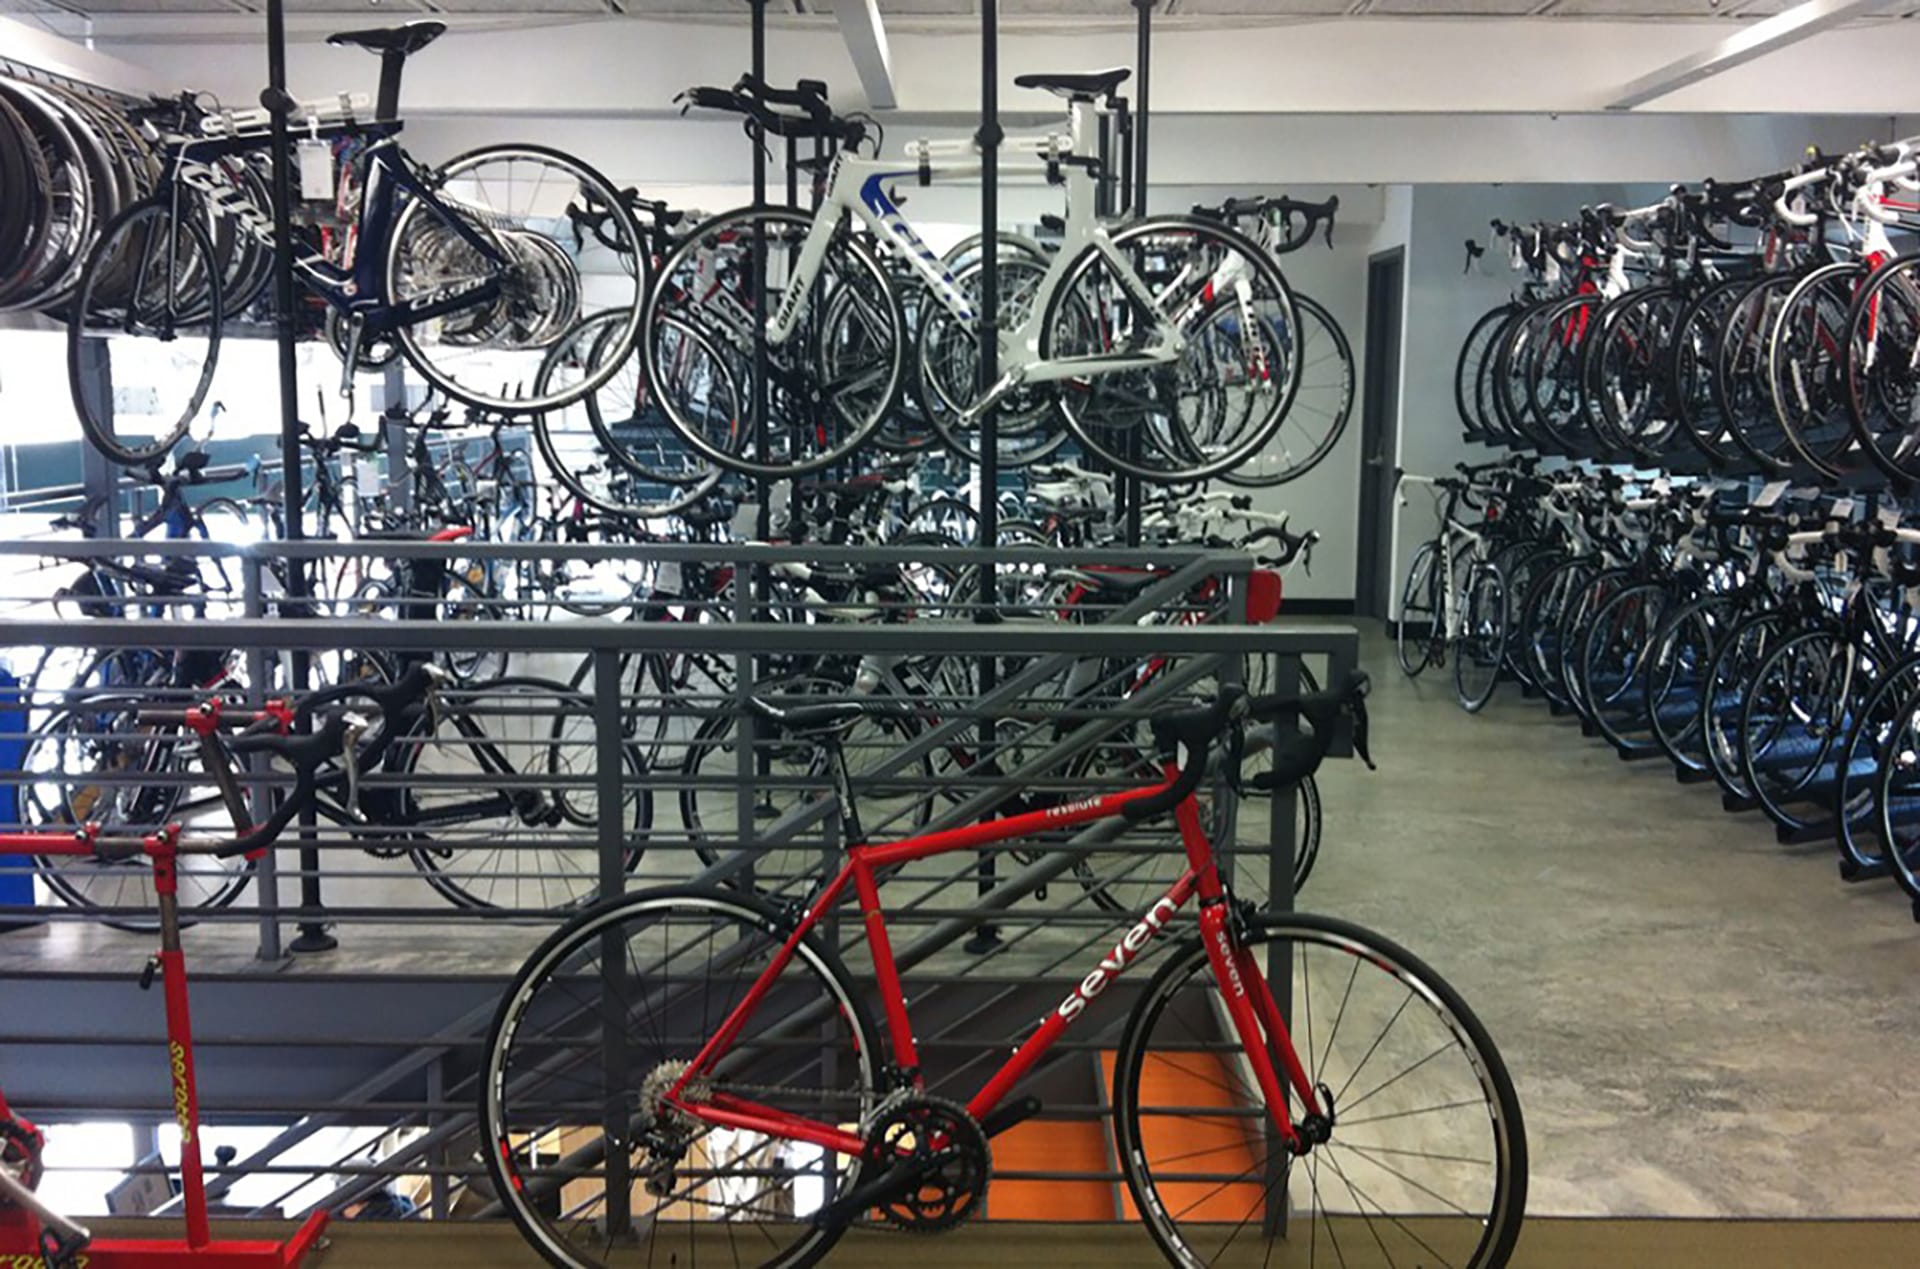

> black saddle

[
  {"left": 1014, "top": 68, "right": 1130, "bottom": 100},
  {"left": 326, "top": 21, "right": 446, "bottom": 57}
]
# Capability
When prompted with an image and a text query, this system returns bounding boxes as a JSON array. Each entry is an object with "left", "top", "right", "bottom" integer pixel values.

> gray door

[{"left": 1355, "top": 248, "right": 1404, "bottom": 619}]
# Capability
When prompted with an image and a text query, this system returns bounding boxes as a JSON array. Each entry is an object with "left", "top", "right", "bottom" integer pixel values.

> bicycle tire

[
  {"left": 1396, "top": 539, "right": 1439, "bottom": 678},
  {"left": 390, "top": 675, "right": 650, "bottom": 912},
  {"left": 1113, "top": 910, "right": 1527, "bottom": 1269},
  {"left": 1043, "top": 214, "right": 1301, "bottom": 484},
  {"left": 1219, "top": 291, "right": 1354, "bottom": 488},
  {"left": 1454, "top": 562, "right": 1506, "bottom": 713},
  {"left": 66, "top": 199, "right": 222, "bottom": 467},
  {"left": 480, "top": 885, "right": 881, "bottom": 1269},
  {"left": 389, "top": 144, "right": 644, "bottom": 415}
]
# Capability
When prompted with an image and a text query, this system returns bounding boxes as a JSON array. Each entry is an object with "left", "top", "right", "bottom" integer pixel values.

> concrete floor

[
  {"left": 9, "top": 626, "right": 1920, "bottom": 1221},
  {"left": 1309, "top": 628, "right": 1920, "bottom": 1219}
]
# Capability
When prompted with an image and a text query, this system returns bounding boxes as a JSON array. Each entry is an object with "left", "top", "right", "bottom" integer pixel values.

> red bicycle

[{"left": 481, "top": 673, "right": 1528, "bottom": 1269}]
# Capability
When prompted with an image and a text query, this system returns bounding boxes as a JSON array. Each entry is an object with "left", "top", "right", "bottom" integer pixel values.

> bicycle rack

[{"left": 0, "top": 830, "right": 328, "bottom": 1267}]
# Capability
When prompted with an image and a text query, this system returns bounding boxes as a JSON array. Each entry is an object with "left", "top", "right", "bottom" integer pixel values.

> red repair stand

[{"left": 0, "top": 827, "right": 329, "bottom": 1266}]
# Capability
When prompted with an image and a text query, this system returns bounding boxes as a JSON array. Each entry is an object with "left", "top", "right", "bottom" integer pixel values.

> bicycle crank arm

[
  {"left": 957, "top": 365, "right": 1031, "bottom": 427},
  {"left": 401, "top": 794, "right": 518, "bottom": 827},
  {"left": 810, "top": 1150, "right": 954, "bottom": 1231}
]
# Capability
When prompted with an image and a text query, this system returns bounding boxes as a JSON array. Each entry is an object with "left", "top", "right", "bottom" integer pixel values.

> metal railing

[{"left": 0, "top": 536, "right": 1358, "bottom": 1226}]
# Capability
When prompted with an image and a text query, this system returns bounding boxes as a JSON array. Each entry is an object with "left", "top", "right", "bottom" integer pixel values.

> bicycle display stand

[{"left": 0, "top": 834, "right": 329, "bottom": 1267}]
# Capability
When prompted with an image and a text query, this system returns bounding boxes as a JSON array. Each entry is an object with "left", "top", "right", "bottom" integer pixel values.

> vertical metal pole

[
  {"left": 1132, "top": 0, "right": 1154, "bottom": 217},
  {"left": 967, "top": 0, "right": 1003, "bottom": 946},
  {"left": 381, "top": 365, "right": 412, "bottom": 518},
  {"left": 73, "top": 349, "right": 122, "bottom": 539},
  {"left": 1262, "top": 649, "right": 1298, "bottom": 1239},
  {"left": 241, "top": 553, "right": 281, "bottom": 962},
  {"left": 592, "top": 645, "right": 631, "bottom": 1234},
  {"left": 786, "top": 133, "right": 799, "bottom": 210},
  {"left": 734, "top": 552, "right": 758, "bottom": 892},
  {"left": 749, "top": 0, "right": 773, "bottom": 549},
  {"left": 1095, "top": 108, "right": 1113, "bottom": 219},
  {"left": 426, "top": 1055, "right": 448, "bottom": 1221},
  {"left": 265, "top": 0, "right": 331, "bottom": 954}
]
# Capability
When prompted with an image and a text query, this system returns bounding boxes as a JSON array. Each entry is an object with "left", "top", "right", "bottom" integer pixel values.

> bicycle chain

[{"left": 652, "top": 1079, "right": 976, "bottom": 1235}]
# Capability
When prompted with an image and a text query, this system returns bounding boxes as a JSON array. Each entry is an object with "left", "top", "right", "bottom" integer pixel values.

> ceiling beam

[
  {"left": 1607, "top": 0, "right": 1893, "bottom": 110},
  {"left": 830, "top": 0, "right": 895, "bottom": 110}
]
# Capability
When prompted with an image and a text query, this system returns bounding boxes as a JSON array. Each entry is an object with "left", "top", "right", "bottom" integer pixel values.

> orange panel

[
  {"left": 1100, "top": 1050, "right": 1262, "bottom": 1223},
  {"left": 985, "top": 1119, "right": 1117, "bottom": 1222}
]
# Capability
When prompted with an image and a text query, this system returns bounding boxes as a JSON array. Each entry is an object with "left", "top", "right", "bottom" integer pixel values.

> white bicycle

[
  {"left": 643, "top": 70, "right": 1300, "bottom": 481},
  {"left": 1398, "top": 470, "right": 1508, "bottom": 712}
]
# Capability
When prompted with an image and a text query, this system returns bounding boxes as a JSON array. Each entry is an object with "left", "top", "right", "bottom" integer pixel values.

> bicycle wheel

[
  {"left": 1835, "top": 652, "right": 1920, "bottom": 877},
  {"left": 1456, "top": 303, "right": 1514, "bottom": 439},
  {"left": 532, "top": 312, "right": 723, "bottom": 521},
  {"left": 1044, "top": 216, "right": 1300, "bottom": 484},
  {"left": 643, "top": 206, "right": 904, "bottom": 478},
  {"left": 21, "top": 694, "right": 253, "bottom": 928},
  {"left": 1396, "top": 540, "right": 1440, "bottom": 678},
  {"left": 481, "top": 886, "right": 881, "bottom": 1269},
  {"left": 66, "top": 199, "right": 222, "bottom": 467},
  {"left": 1220, "top": 292, "right": 1353, "bottom": 488},
  {"left": 1766, "top": 260, "right": 1863, "bottom": 479},
  {"left": 1843, "top": 252, "right": 1920, "bottom": 483},
  {"left": 1454, "top": 563, "right": 1506, "bottom": 713},
  {"left": 1579, "top": 581, "right": 1669, "bottom": 751},
  {"left": 1113, "top": 911, "right": 1526, "bottom": 1269},
  {"left": 386, "top": 677, "right": 650, "bottom": 912},
  {"left": 388, "top": 145, "right": 644, "bottom": 414},
  {"left": 1645, "top": 595, "right": 1734, "bottom": 776},
  {"left": 1701, "top": 610, "right": 1785, "bottom": 802},
  {"left": 915, "top": 251, "right": 1064, "bottom": 461},
  {"left": 1739, "top": 628, "right": 1854, "bottom": 834}
]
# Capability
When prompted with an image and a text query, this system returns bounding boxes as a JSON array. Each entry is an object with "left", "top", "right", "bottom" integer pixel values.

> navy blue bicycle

[{"left": 64, "top": 21, "right": 647, "bottom": 468}]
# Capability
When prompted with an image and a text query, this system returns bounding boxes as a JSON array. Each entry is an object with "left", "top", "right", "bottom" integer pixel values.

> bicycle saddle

[
  {"left": 326, "top": 21, "right": 447, "bottom": 57},
  {"left": 752, "top": 695, "right": 909, "bottom": 737},
  {"left": 1014, "top": 68, "right": 1129, "bottom": 99},
  {"left": 1050, "top": 567, "right": 1161, "bottom": 597}
]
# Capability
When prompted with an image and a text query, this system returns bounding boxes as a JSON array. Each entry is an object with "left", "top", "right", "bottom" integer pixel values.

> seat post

[{"left": 374, "top": 50, "right": 407, "bottom": 122}]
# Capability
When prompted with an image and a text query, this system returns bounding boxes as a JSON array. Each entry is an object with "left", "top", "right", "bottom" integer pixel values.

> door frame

[{"left": 1356, "top": 246, "right": 1405, "bottom": 621}]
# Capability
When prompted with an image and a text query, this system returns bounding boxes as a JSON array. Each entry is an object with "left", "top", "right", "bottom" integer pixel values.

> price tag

[
  {"left": 356, "top": 458, "right": 379, "bottom": 490},
  {"left": 656, "top": 561, "right": 683, "bottom": 598},
  {"left": 1880, "top": 504, "right": 1902, "bottom": 529},
  {"left": 1754, "top": 480, "right": 1789, "bottom": 508},
  {"left": 297, "top": 139, "right": 334, "bottom": 201},
  {"left": 1830, "top": 497, "right": 1855, "bottom": 520},
  {"left": 1651, "top": 477, "right": 1671, "bottom": 495}
]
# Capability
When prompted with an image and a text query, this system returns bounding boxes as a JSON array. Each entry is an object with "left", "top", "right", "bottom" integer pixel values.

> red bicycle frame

[{"left": 664, "top": 763, "right": 1323, "bottom": 1159}]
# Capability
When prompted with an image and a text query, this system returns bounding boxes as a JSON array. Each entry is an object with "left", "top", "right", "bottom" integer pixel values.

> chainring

[{"left": 862, "top": 1094, "right": 990, "bottom": 1234}]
